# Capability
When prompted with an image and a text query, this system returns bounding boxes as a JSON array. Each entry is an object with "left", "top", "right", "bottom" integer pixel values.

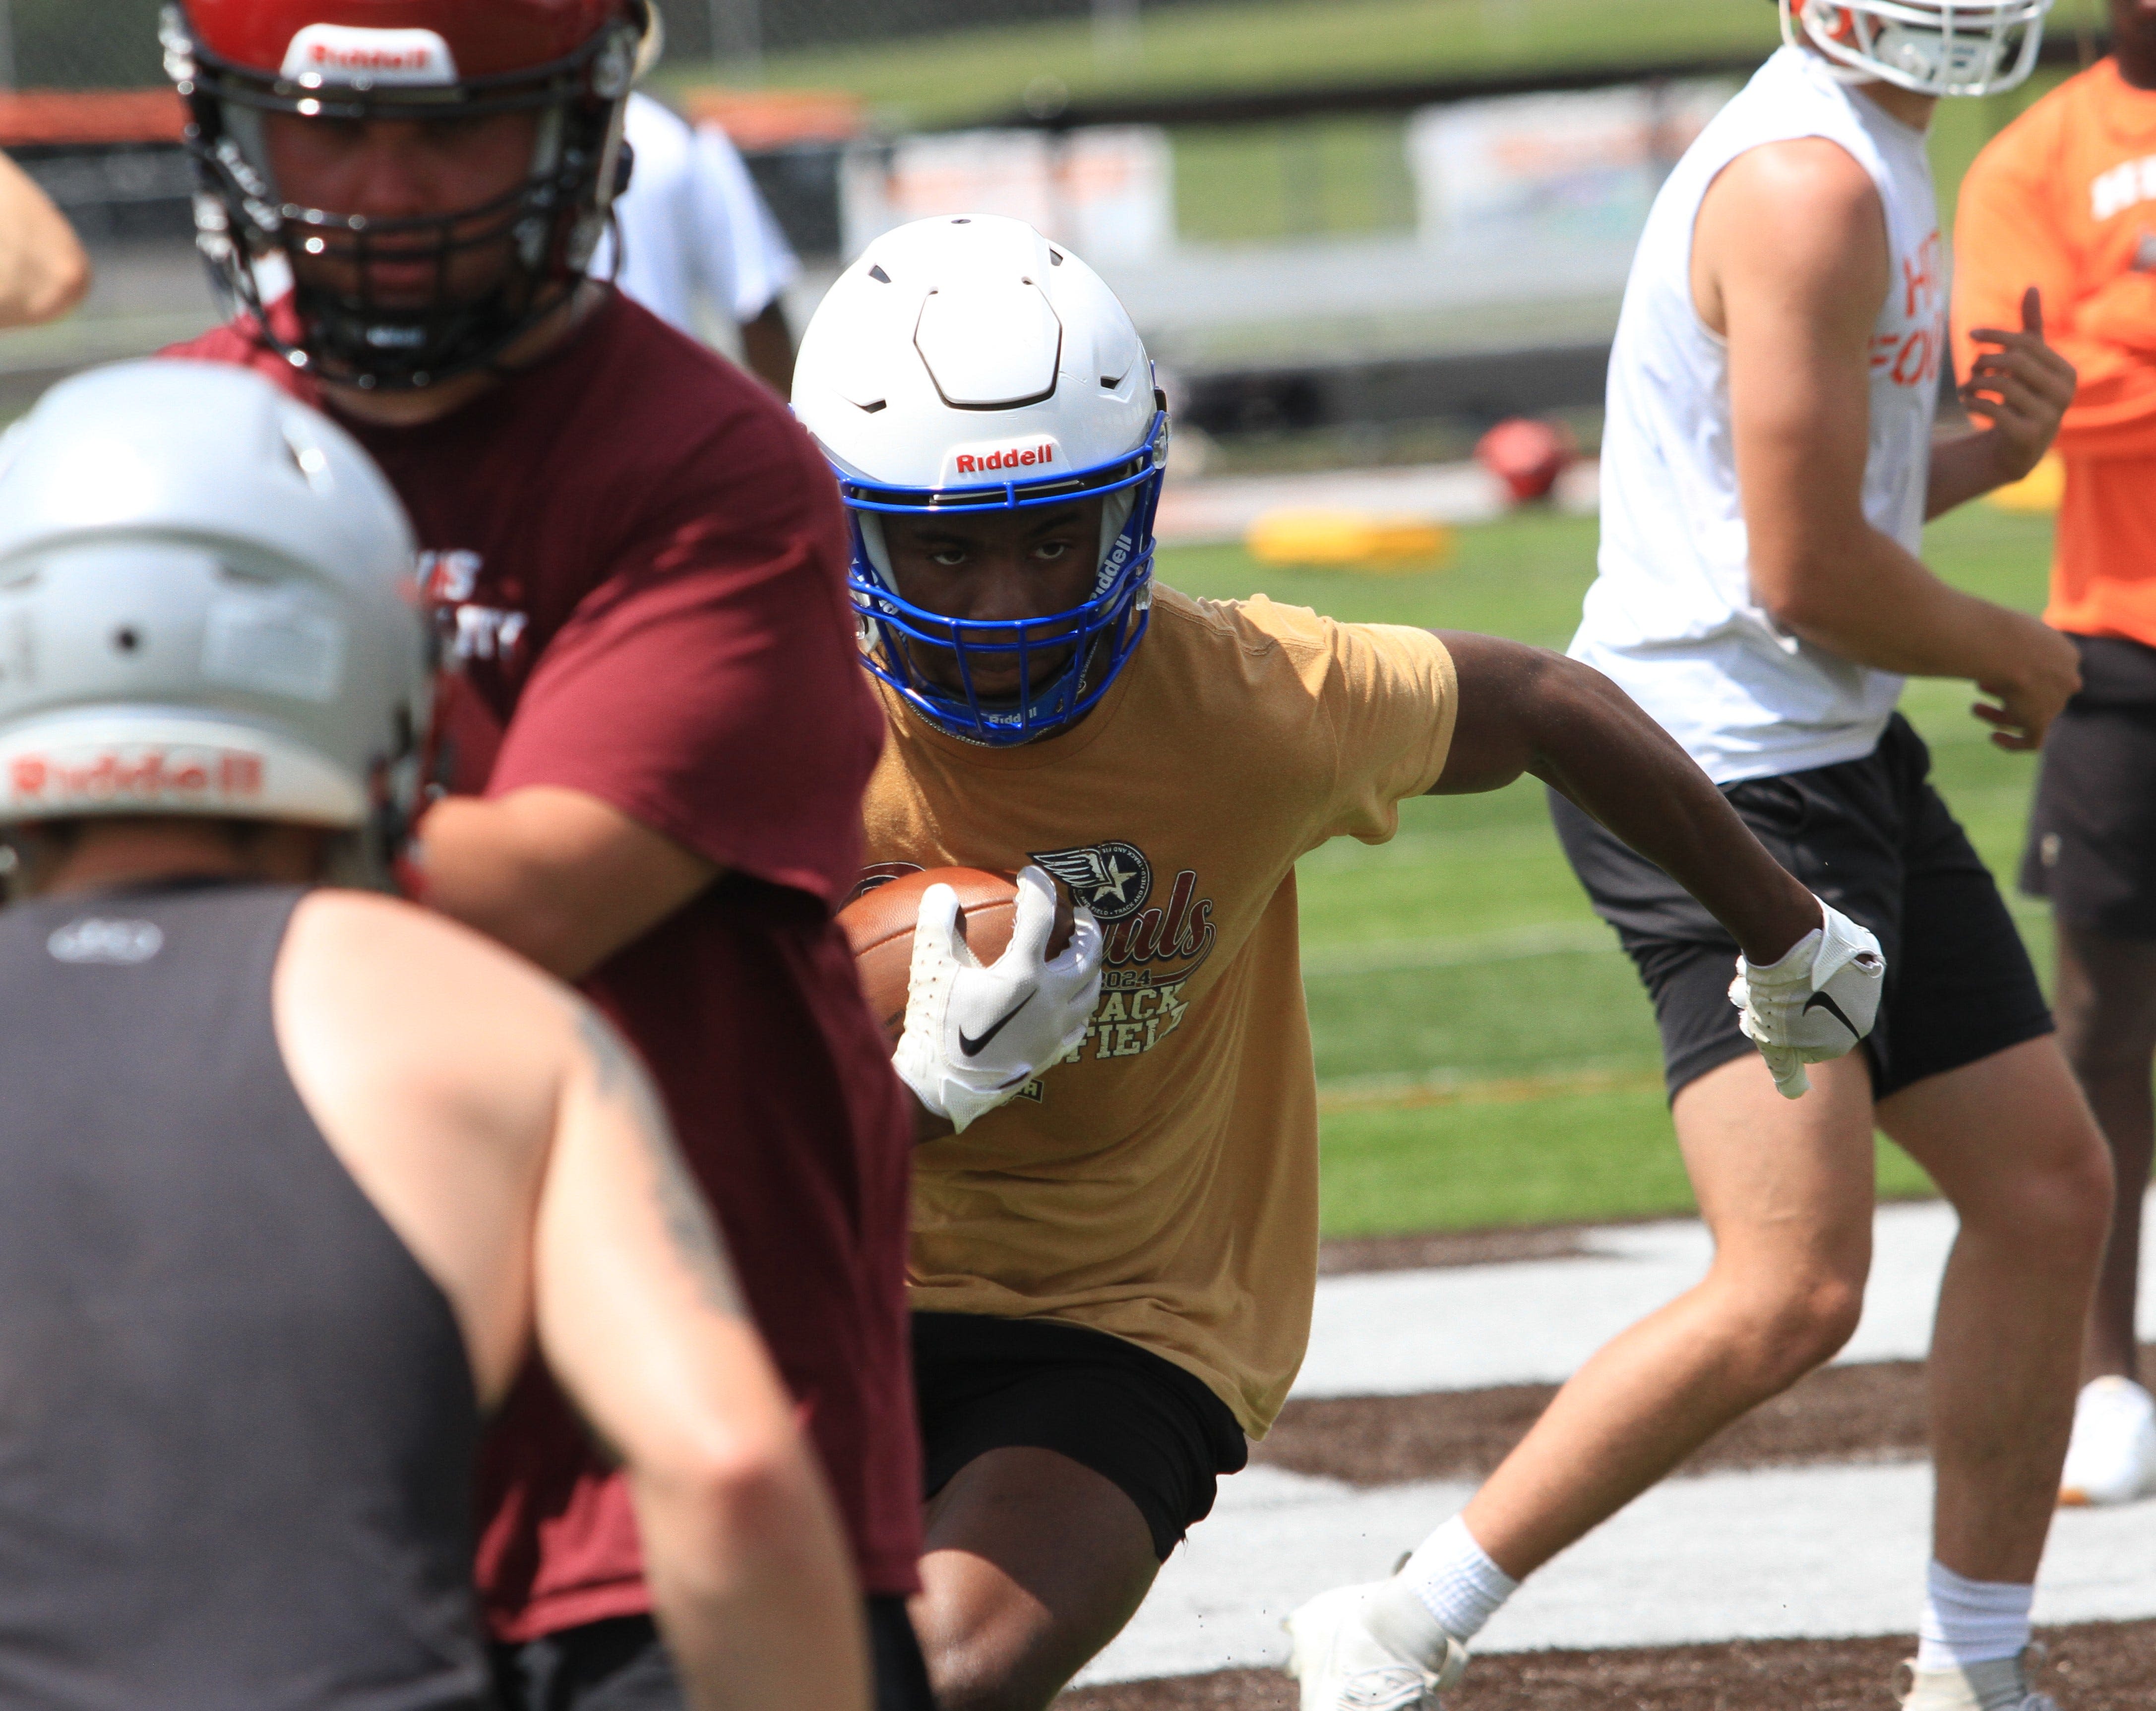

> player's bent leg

[
  {"left": 2053, "top": 925, "right": 2156, "bottom": 1383},
  {"left": 910, "top": 1447, "right": 1160, "bottom": 1711},
  {"left": 1877, "top": 1036, "right": 2113, "bottom": 1577},
  {"left": 1459, "top": 1047, "right": 1877, "bottom": 1579},
  {"left": 2049, "top": 927, "right": 2156, "bottom": 1510},
  {"left": 1286, "top": 1048, "right": 1879, "bottom": 1707}
]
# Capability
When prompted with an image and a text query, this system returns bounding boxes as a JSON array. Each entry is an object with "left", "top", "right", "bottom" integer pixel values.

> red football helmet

[{"left": 165, "top": 0, "right": 648, "bottom": 389}]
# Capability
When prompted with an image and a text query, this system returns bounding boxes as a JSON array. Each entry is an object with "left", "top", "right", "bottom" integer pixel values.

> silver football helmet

[{"left": 0, "top": 359, "right": 429, "bottom": 864}]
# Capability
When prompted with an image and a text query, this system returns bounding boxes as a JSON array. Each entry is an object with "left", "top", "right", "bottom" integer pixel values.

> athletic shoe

[
  {"left": 1284, "top": 1580, "right": 1468, "bottom": 1711},
  {"left": 2058, "top": 1375, "right": 2156, "bottom": 1507},
  {"left": 1895, "top": 1648, "right": 2057, "bottom": 1710}
]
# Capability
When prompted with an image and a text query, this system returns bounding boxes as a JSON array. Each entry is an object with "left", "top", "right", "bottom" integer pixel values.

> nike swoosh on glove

[
  {"left": 1727, "top": 899, "right": 1886, "bottom": 1100},
  {"left": 893, "top": 864, "right": 1105, "bottom": 1133}
]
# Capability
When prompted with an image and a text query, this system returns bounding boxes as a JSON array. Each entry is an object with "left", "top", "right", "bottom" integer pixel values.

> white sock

[
  {"left": 1397, "top": 1514, "right": 1517, "bottom": 1643},
  {"left": 1914, "top": 1559, "right": 2033, "bottom": 1671}
]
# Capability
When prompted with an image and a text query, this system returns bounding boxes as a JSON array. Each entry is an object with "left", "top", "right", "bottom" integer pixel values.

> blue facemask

[{"left": 836, "top": 402, "right": 1169, "bottom": 746}]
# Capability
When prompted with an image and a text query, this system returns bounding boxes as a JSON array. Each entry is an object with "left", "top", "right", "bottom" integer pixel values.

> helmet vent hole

[
  {"left": 858, "top": 399, "right": 888, "bottom": 414},
  {"left": 282, "top": 429, "right": 332, "bottom": 491},
  {"left": 868, "top": 265, "right": 892, "bottom": 284},
  {"left": 112, "top": 627, "right": 142, "bottom": 656},
  {"left": 952, "top": 218, "right": 970, "bottom": 224},
  {"left": 1049, "top": 249, "right": 1065, "bottom": 265}
]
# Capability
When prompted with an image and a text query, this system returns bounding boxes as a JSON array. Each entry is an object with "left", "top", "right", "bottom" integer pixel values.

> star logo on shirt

[{"left": 1028, "top": 840, "right": 1154, "bottom": 923}]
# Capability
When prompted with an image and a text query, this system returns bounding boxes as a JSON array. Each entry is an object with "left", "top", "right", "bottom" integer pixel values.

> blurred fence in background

[{"left": 0, "top": 0, "right": 2110, "bottom": 450}]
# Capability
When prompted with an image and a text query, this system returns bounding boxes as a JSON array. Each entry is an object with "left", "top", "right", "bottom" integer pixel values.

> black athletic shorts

[
  {"left": 489, "top": 1596, "right": 934, "bottom": 1711},
  {"left": 2021, "top": 633, "right": 2156, "bottom": 941},
  {"left": 1550, "top": 712, "right": 2053, "bottom": 1101},
  {"left": 913, "top": 1311, "right": 1248, "bottom": 1562}
]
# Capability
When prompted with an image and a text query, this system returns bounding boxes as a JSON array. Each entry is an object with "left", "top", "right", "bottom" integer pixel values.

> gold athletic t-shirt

[{"left": 861, "top": 587, "right": 1458, "bottom": 1437}]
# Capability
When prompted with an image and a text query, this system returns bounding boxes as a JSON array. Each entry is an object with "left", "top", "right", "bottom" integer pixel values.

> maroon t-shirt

[{"left": 168, "top": 295, "right": 923, "bottom": 1632}]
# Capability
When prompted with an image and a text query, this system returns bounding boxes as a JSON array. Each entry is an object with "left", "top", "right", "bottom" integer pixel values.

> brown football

[{"left": 839, "top": 867, "right": 1077, "bottom": 1046}]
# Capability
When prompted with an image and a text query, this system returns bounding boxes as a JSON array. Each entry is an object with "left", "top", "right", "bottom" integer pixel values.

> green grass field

[
  {"left": 1155, "top": 503, "right": 2063, "bottom": 1237},
  {"left": 667, "top": 0, "right": 1786, "bottom": 128}
]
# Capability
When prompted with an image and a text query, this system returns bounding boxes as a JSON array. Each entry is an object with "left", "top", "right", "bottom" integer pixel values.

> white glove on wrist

[
  {"left": 1727, "top": 899, "right": 1886, "bottom": 1100},
  {"left": 893, "top": 865, "right": 1105, "bottom": 1133}
]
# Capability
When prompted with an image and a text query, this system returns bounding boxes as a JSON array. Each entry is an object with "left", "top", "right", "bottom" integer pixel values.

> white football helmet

[
  {"left": 792, "top": 215, "right": 1166, "bottom": 745},
  {"left": 1781, "top": 0, "right": 2049, "bottom": 97},
  {"left": 0, "top": 360, "right": 429, "bottom": 863}
]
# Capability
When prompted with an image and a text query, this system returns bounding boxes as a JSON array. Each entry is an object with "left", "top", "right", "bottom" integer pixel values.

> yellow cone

[
  {"left": 1245, "top": 509, "right": 1454, "bottom": 573},
  {"left": 1987, "top": 451, "right": 2064, "bottom": 514}
]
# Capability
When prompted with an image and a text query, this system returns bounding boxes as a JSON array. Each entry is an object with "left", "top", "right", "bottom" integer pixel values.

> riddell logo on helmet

[
  {"left": 10, "top": 747, "right": 266, "bottom": 806},
  {"left": 280, "top": 25, "right": 459, "bottom": 86},
  {"left": 952, "top": 440, "right": 1057, "bottom": 477}
]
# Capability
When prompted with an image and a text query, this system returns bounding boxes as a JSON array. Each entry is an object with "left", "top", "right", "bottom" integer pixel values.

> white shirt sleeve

[{"left": 685, "top": 122, "right": 801, "bottom": 323}]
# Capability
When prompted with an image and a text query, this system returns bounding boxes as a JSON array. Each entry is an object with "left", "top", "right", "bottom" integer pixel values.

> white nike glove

[
  {"left": 893, "top": 864, "right": 1105, "bottom": 1133},
  {"left": 1728, "top": 899, "right": 1887, "bottom": 1100}
]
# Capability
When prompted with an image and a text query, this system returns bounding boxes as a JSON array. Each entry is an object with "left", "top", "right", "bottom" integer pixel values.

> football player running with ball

[
  {"left": 1297, "top": 5, "right": 2114, "bottom": 1710},
  {"left": 791, "top": 215, "right": 1888, "bottom": 1711}
]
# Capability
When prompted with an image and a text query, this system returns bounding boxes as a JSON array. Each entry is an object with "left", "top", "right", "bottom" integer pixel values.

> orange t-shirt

[
  {"left": 1954, "top": 59, "right": 2156, "bottom": 645},
  {"left": 860, "top": 589, "right": 1458, "bottom": 1436}
]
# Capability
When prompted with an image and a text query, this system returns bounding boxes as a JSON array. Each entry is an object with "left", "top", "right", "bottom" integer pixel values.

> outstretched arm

[
  {"left": 533, "top": 1006, "right": 870, "bottom": 1711},
  {"left": 0, "top": 151, "right": 89, "bottom": 328},
  {"left": 1429, "top": 634, "right": 1821, "bottom": 967}
]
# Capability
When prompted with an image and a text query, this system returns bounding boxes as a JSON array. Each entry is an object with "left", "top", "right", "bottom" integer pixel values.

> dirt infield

[
  {"left": 1316, "top": 1225, "right": 1592, "bottom": 1275},
  {"left": 1255, "top": 1356, "right": 1932, "bottom": 1486},
  {"left": 1061, "top": 1619, "right": 2156, "bottom": 1710}
]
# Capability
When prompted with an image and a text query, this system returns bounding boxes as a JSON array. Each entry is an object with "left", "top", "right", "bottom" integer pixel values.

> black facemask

[{"left": 166, "top": 3, "right": 640, "bottom": 391}]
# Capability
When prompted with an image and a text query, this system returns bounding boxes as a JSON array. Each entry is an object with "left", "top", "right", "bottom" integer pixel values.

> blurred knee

[
  {"left": 927, "top": 1655, "right": 1049, "bottom": 1711},
  {"left": 914, "top": 1607, "right": 1044, "bottom": 1711}
]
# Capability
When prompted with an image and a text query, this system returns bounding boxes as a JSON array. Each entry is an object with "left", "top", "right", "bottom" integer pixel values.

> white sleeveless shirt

[{"left": 1570, "top": 47, "right": 1945, "bottom": 784}]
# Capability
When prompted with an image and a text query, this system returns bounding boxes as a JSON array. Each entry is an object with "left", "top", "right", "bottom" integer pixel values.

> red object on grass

[{"left": 1476, "top": 417, "right": 1577, "bottom": 505}]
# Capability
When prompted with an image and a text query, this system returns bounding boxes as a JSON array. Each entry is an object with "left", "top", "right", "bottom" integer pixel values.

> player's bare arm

[
  {"left": 276, "top": 890, "right": 869, "bottom": 1711},
  {"left": 274, "top": 889, "right": 564, "bottom": 1401},
  {"left": 0, "top": 149, "right": 89, "bottom": 328},
  {"left": 537, "top": 1003, "right": 872, "bottom": 1711},
  {"left": 1431, "top": 635, "right": 1822, "bottom": 968},
  {"left": 741, "top": 300, "right": 796, "bottom": 396},
  {"left": 1699, "top": 137, "right": 2081, "bottom": 749},
  {"left": 416, "top": 787, "right": 719, "bottom": 980}
]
